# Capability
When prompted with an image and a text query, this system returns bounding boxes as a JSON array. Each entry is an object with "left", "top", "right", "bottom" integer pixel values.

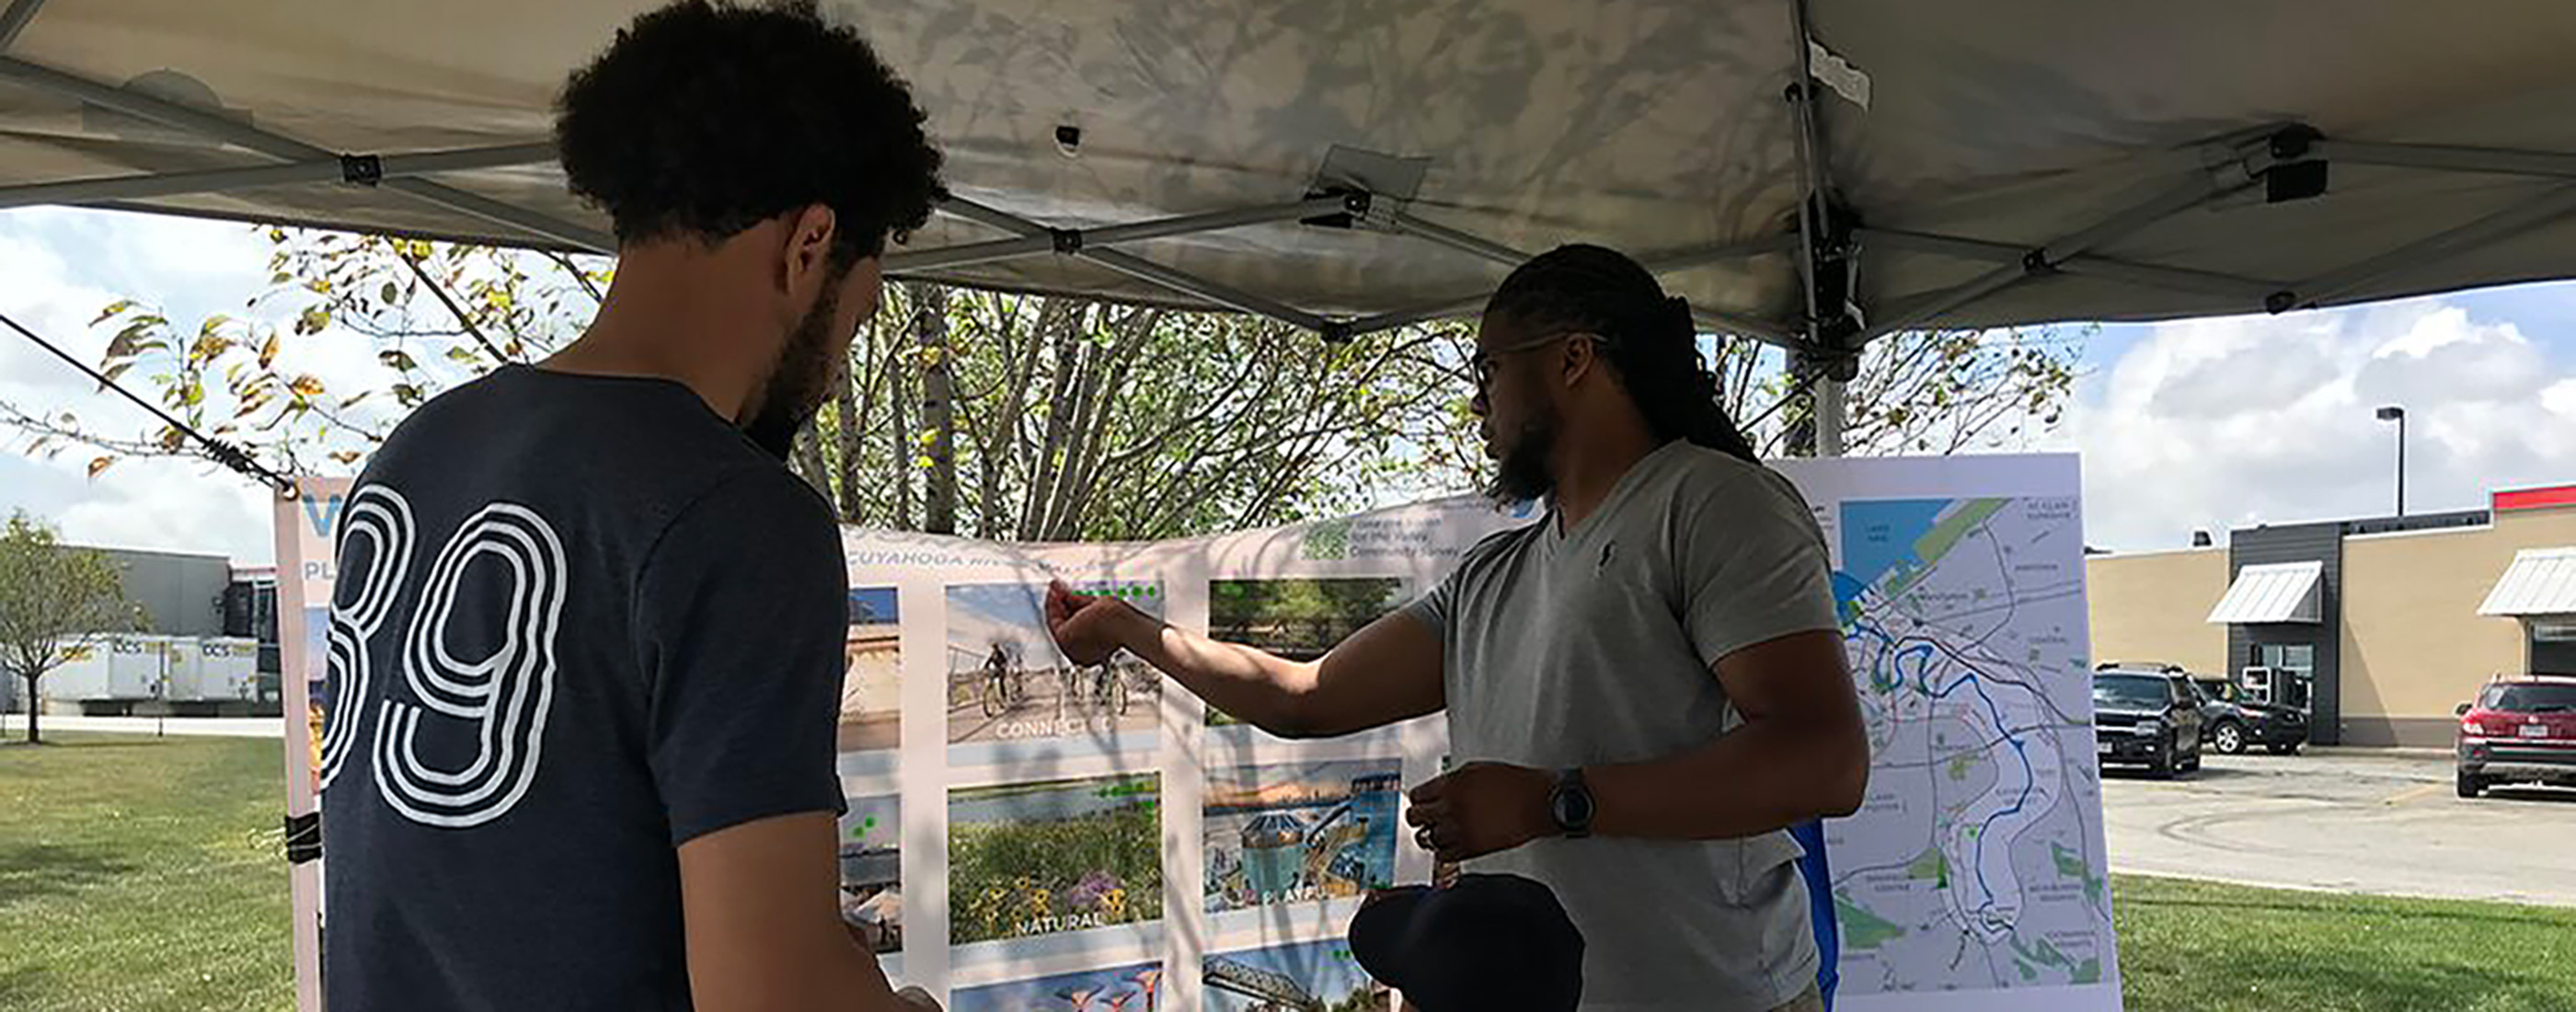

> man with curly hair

[{"left": 316, "top": 3, "right": 943, "bottom": 1009}]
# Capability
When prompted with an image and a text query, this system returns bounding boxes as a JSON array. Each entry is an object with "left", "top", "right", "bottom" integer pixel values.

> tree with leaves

[
  {"left": 0, "top": 512, "right": 138, "bottom": 744},
  {"left": 4, "top": 228, "right": 2080, "bottom": 534}
]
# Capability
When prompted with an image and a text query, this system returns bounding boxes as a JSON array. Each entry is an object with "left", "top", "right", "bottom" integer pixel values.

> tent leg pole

[
  {"left": 1784, "top": 0, "right": 1830, "bottom": 337},
  {"left": 1816, "top": 376, "right": 1846, "bottom": 457}
]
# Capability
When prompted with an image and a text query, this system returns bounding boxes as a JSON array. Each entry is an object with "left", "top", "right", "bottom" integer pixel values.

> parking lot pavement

[{"left": 2102, "top": 749, "right": 2576, "bottom": 907}]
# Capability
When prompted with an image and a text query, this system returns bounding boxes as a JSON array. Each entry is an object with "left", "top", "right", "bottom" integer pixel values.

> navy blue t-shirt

[{"left": 318, "top": 365, "right": 848, "bottom": 1011}]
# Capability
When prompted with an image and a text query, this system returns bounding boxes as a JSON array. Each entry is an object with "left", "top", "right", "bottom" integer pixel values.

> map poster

[{"left": 1777, "top": 455, "right": 2120, "bottom": 1012}]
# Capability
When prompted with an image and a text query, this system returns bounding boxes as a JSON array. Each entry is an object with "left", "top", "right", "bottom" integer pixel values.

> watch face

[{"left": 1555, "top": 784, "right": 1593, "bottom": 829}]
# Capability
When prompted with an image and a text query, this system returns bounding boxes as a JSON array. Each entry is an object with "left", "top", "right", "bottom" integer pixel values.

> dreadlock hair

[{"left": 1484, "top": 244, "right": 1761, "bottom": 464}]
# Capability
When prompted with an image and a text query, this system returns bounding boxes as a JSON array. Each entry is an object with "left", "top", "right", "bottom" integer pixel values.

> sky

[{"left": 5, "top": 205, "right": 2575, "bottom": 563}]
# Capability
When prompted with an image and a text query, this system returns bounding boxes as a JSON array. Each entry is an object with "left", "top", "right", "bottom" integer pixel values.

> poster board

[
  {"left": 274, "top": 477, "right": 351, "bottom": 1012},
  {"left": 277, "top": 454, "right": 2118, "bottom": 1011}
]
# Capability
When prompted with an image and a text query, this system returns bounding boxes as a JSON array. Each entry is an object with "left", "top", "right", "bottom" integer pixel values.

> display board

[{"left": 276, "top": 454, "right": 2116, "bottom": 1011}]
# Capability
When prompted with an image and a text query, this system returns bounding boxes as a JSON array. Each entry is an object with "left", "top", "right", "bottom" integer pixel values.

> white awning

[
  {"left": 2206, "top": 561, "right": 2324, "bottom": 625},
  {"left": 2480, "top": 548, "right": 2576, "bottom": 617}
]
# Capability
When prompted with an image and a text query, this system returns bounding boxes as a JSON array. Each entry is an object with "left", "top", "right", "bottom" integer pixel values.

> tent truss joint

[{"left": 0, "top": 0, "right": 45, "bottom": 52}]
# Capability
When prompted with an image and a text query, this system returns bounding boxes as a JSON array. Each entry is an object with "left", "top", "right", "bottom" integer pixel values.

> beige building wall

[
  {"left": 2340, "top": 504, "right": 2576, "bottom": 747},
  {"left": 2085, "top": 547, "right": 2228, "bottom": 675}
]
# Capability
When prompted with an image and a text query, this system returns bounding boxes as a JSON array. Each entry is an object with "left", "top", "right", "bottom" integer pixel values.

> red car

[{"left": 2455, "top": 674, "right": 2576, "bottom": 798}]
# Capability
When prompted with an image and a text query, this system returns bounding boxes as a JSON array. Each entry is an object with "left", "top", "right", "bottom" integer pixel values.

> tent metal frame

[{"left": 11, "top": 0, "right": 2576, "bottom": 452}]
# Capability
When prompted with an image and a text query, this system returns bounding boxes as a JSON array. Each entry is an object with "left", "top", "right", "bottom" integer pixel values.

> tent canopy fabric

[
  {"left": 2206, "top": 561, "right": 2323, "bottom": 626},
  {"left": 2481, "top": 548, "right": 2576, "bottom": 619},
  {"left": 8, "top": 1, "right": 2576, "bottom": 351}
]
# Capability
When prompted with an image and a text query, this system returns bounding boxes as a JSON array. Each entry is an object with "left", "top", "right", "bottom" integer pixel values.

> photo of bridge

[{"left": 1204, "top": 937, "right": 1387, "bottom": 1012}]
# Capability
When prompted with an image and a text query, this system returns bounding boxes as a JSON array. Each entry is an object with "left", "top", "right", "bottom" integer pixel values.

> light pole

[{"left": 2375, "top": 405, "right": 2407, "bottom": 517}]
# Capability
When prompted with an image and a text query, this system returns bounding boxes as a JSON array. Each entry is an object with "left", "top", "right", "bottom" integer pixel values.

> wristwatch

[{"left": 1548, "top": 767, "right": 1595, "bottom": 839}]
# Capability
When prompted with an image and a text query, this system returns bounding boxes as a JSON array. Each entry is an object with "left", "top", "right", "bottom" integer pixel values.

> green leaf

[
  {"left": 382, "top": 282, "right": 400, "bottom": 305},
  {"left": 91, "top": 299, "right": 135, "bottom": 326},
  {"left": 445, "top": 346, "right": 481, "bottom": 363},
  {"left": 379, "top": 350, "right": 419, "bottom": 372}
]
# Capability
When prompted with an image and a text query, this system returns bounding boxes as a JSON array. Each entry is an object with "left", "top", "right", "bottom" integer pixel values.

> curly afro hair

[{"left": 556, "top": 0, "right": 945, "bottom": 265}]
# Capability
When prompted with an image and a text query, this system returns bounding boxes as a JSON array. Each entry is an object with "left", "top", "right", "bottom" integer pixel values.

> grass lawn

[
  {"left": 2113, "top": 874, "right": 2576, "bottom": 1012},
  {"left": 0, "top": 732, "right": 293, "bottom": 1012},
  {"left": 6, "top": 730, "right": 2576, "bottom": 1011}
]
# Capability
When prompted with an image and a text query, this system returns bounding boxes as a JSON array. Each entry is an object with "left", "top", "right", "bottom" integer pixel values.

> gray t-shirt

[{"left": 1406, "top": 441, "right": 1839, "bottom": 1012}]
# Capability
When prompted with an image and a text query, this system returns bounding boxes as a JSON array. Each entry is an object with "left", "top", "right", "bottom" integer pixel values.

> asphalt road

[{"left": 2103, "top": 747, "right": 2576, "bottom": 907}]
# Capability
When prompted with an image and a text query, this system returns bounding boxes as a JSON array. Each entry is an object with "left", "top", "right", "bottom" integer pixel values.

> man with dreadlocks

[{"left": 1046, "top": 244, "right": 1865, "bottom": 1012}]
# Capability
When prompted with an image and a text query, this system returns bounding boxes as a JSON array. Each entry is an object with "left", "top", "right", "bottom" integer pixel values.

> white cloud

[
  {"left": 0, "top": 207, "right": 374, "bottom": 565},
  {"left": 2063, "top": 298, "right": 2576, "bottom": 551}
]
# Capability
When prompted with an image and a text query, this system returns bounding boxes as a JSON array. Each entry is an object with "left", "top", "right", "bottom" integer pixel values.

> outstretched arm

[{"left": 1045, "top": 581, "right": 1443, "bottom": 738}]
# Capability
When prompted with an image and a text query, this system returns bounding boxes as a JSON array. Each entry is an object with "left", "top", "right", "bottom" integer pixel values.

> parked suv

[
  {"left": 2455, "top": 675, "right": 2576, "bottom": 798},
  {"left": 2190, "top": 675, "right": 2310, "bottom": 755},
  {"left": 2093, "top": 668, "right": 2202, "bottom": 778}
]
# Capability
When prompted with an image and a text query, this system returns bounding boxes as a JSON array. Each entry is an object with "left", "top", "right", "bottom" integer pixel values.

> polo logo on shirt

[{"left": 322, "top": 483, "right": 568, "bottom": 830}]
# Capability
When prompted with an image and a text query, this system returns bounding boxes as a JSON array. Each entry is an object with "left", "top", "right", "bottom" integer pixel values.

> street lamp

[{"left": 2375, "top": 405, "right": 2407, "bottom": 517}]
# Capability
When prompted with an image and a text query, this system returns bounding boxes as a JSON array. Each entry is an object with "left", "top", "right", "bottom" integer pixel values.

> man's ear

[
  {"left": 1560, "top": 333, "right": 1602, "bottom": 388},
  {"left": 779, "top": 203, "right": 840, "bottom": 297}
]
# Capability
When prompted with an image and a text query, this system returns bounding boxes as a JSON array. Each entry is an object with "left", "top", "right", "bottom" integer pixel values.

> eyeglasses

[{"left": 1467, "top": 329, "right": 1606, "bottom": 391}]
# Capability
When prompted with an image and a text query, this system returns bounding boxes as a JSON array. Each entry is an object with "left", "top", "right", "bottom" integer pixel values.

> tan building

[{"left": 2086, "top": 483, "right": 2576, "bottom": 748}]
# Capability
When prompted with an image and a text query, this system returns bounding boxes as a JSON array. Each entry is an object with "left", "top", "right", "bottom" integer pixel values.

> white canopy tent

[{"left": 9, "top": 0, "right": 2576, "bottom": 454}]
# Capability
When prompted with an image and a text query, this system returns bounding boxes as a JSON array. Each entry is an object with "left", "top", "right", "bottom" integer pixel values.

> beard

[
  {"left": 1483, "top": 405, "right": 1559, "bottom": 507},
  {"left": 742, "top": 284, "right": 845, "bottom": 461}
]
